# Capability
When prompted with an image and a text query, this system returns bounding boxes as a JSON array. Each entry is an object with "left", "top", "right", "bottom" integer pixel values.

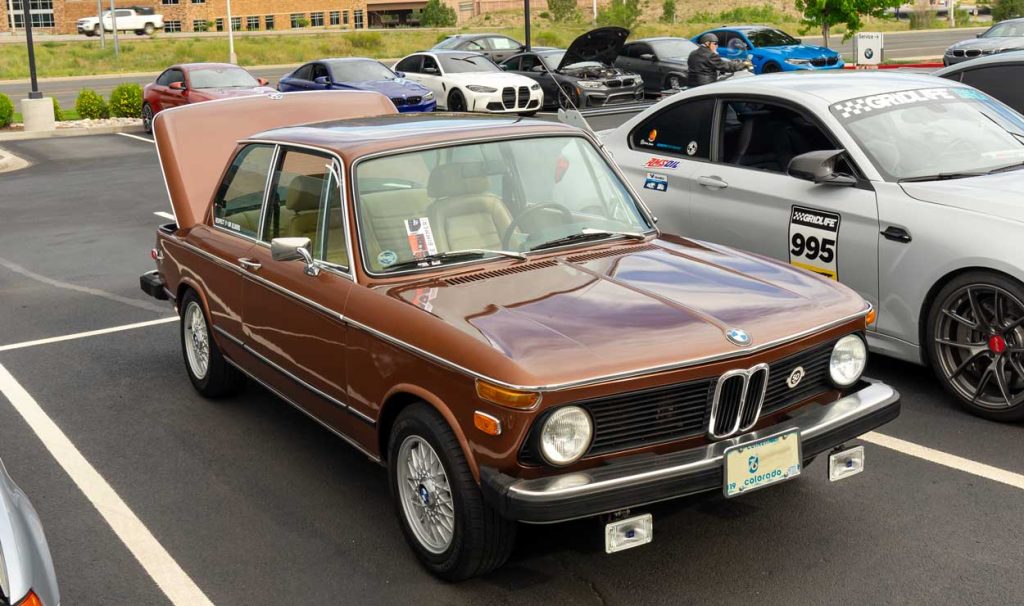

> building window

[
  {"left": 215, "top": 17, "right": 223, "bottom": 31},
  {"left": 342, "top": 10, "right": 349, "bottom": 26},
  {"left": 231, "top": 16, "right": 241, "bottom": 30},
  {"left": 354, "top": 9, "right": 364, "bottom": 29},
  {"left": 265, "top": 15, "right": 274, "bottom": 30},
  {"left": 192, "top": 19, "right": 209, "bottom": 31},
  {"left": 9, "top": 0, "right": 55, "bottom": 28},
  {"left": 161, "top": 0, "right": 179, "bottom": 5},
  {"left": 330, "top": 11, "right": 340, "bottom": 25},
  {"left": 191, "top": 0, "right": 205, "bottom": 3},
  {"left": 290, "top": 13, "right": 305, "bottom": 28},
  {"left": 164, "top": 20, "right": 181, "bottom": 32},
  {"left": 246, "top": 16, "right": 259, "bottom": 30},
  {"left": 310, "top": 12, "right": 324, "bottom": 26}
]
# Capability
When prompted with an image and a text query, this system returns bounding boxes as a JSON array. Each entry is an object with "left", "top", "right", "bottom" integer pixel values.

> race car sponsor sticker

[
  {"left": 830, "top": 87, "right": 957, "bottom": 120},
  {"left": 644, "top": 157, "right": 680, "bottom": 170},
  {"left": 405, "top": 217, "right": 437, "bottom": 260},
  {"left": 643, "top": 172, "right": 668, "bottom": 192},
  {"left": 789, "top": 206, "right": 840, "bottom": 280}
]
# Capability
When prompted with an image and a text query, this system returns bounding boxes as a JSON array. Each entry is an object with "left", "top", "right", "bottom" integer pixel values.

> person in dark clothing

[{"left": 687, "top": 33, "right": 751, "bottom": 88}]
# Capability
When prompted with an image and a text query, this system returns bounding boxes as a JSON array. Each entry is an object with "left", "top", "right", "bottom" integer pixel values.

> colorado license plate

[{"left": 724, "top": 429, "right": 802, "bottom": 497}]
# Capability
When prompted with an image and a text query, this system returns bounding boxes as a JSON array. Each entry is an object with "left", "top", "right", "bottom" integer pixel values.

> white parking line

[
  {"left": 0, "top": 317, "right": 177, "bottom": 353},
  {"left": 863, "top": 431, "right": 1024, "bottom": 491},
  {"left": 0, "top": 363, "right": 215, "bottom": 606},
  {"left": 118, "top": 132, "right": 155, "bottom": 144},
  {"left": 154, "top": 211, "right": 175, "bottom": 221}
]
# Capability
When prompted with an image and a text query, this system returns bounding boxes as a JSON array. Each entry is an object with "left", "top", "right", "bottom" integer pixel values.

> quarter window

[
  {"left": 630, "top": 98, "right": 716, "bottom": 160},
  {"left": 213, "top": 144, "right": 275, "bottom": 238}
]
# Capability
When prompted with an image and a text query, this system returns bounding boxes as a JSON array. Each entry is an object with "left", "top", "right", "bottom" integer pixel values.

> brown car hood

[
  {"left": 391, "top": 238, "right": 868, "bottom": 387},
  {"left": 153, "top": 90, "right": 397, "bottom": 229}
]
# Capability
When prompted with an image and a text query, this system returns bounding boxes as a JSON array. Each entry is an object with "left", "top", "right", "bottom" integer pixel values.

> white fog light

[
  {"left": 829, "top": 334, "right": 867, "bottom": 387},
  {"left": 605, "top": 513, "right": 653, "bottom": 553},
  {"left": 539, "top": 406, "right": 593, "bottom": 466},
  {"left": 828, "top": 445, "right": 865, "bottom": 482}
]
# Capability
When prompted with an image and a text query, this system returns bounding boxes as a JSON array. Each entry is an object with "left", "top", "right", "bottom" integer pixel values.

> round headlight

[
  {"left": 539, "top": 406, "right": 593, "bottom": 466},
  {"left": 830, "top": 335, "right": 867, "bottom": 387}
]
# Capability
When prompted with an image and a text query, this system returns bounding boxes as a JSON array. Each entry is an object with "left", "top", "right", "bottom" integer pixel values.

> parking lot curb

[
  {"left": 0, "top": 123, "right": 145, "bottom": 142},
  {"left": 0, "top": 147, "right": 30, "bottom": 172}
]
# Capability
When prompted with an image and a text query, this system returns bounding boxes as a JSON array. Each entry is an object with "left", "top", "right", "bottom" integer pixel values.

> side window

[
  {"left": 959, "top": 66, "right": 1024, "bottom": 114},
  {"left": 504, "top": 56, "right": 521, "bottom": 71},
  {"left": 465, "top": 39, "right": 487, "bottom": 51},
  {"left": 293, "top": 64, "right": 313, "bottom": 81},
  {"left": 520, "top": 55, "right": 540, "bottom": 71},
  {"left": 261, "top": 149, "right": 332, "bottom": 253},
  {"left": 394, "top": 56, "right": 421, "bottom": 73},
  {"left": 213, "top": 144, "right": 275, "bottom": 238},
  {"left": 634, "top": 43, "right": 653, "bottom": 57},
  {"left": 422, "top": 56, "right": 440, "bottom": 74},
  {"left": 630, "top": 98, "right": 716, "bottom": 160},
  {"left": 491, "top": 37, "right": 521, "bottom": 50},
  {"left": 719, "top": 99, "right": 850, "bottom": 174},
  {"left": 311, "top": 63, "right": 329, "bottom": 80},
  {"left": 156, "top": 70, "right": 173, "bottom": 86}
]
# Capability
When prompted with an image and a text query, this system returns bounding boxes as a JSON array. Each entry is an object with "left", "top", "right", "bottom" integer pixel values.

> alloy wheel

[
  {"left": 397, "top": 435, "right": 455, "bottom": 554},
  {"left": 142, "top": 105, "right": 153, "bottom": 133},
  {"left": 183, "top": 301, "right": 211, "bottom": 380},
  {"left": 933, "top": 284, "right": 1024, "bottom": 410}
]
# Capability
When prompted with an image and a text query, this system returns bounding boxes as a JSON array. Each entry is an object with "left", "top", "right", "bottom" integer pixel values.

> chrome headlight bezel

[
  {"left": 829, "top": 334, "right": 868, "bottom": 388},
  {"left": 539, "top": 406, "right": 593, "bottom": 466}
]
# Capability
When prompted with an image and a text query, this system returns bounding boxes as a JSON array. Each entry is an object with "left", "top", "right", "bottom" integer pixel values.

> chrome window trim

[
  {"left": 707, "top": 363, "right": 769, "bottom": 439},
  {"left": 349, "top": 131, "right": 657, "bottom": 279},
  {"left": 255, "top": 144, "right": 281, "bottom": 241},
  {"left": 204, "top": 142, "right": 278, "bottom": 243}
]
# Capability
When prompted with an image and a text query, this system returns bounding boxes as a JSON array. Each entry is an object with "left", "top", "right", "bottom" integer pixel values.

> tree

[
  {"left": 421, "top": 0, "right": 457, "bottom": 27},
  {"left": 993, "top": 0, "right": 1024, "bottom": 20},
  {"left": 795, "top": 0, "right": 903, "bottom": 48},
  {"left": 548, "top": 0, "right": 581, "bottom": 22},
  {"left": 660, "top": 0, "right": 676, "bottom": 22},
  {"left": 596, "top": 0, "right": 641, "bottom": 28}
]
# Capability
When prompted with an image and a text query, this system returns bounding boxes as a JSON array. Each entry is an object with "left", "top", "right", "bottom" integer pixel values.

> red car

[{"left": 142, "top": 63, "right": 274, "bottom": 133}]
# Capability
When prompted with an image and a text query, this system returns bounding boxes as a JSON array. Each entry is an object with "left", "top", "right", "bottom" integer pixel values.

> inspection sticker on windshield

[
  {"left": 405, "top": 217, "right": 437, "bottom": 260},
  {"left": 789, "top": 206, "right": 840, "bottom": 280},
  {"left": 643, "top": 172, "right": 668, "bottom": 192}
]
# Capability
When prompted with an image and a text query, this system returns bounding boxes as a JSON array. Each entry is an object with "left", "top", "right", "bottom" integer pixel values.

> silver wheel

[
  {"left": 934, "top": 284, "right": 1024, "bottom": 410},
  {"left": 397, "top": 435, "right": 455, "bottom": 554},
  {"left": 183, "top": 301, "right": 210, "bottom": 380},
  {"left": 142, "top": 104, "right": 153, "bottom": 133}
]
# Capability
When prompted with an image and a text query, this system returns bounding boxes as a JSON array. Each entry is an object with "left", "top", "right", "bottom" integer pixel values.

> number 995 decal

[{"left": 789, "top": 206, "right": 840, "bottom": 280}]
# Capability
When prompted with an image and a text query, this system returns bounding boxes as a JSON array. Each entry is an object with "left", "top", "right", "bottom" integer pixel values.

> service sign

[{"left": 789, "top": 206, "right": 840, "bottom": 280}]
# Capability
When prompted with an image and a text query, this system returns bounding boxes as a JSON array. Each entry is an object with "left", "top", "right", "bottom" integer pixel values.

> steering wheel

[{"left": 501, "top": 203, "right": 574, "bottom": 249}]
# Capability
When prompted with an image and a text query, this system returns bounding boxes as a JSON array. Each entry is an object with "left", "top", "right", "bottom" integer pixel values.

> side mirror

[
  {"left": 499, "top": 64, "right": 508, "bottom": 70},
  {"left": 531, "top": 65, "right": 545, "bottom": 72},
  {"left": 257, "top": 77, "right": 269, "bottom": 86},
  {"left": 169, "top": 81, "right": 185, "bottom": 90},
  {"left": 795, "top": 38, "right": 802, "bottom": 44},
  {"left": 313, "top": 76, "right": 330, "bottom": 85},
  {"left": 640, "top": 53, "right": 655, "bottom": 61},
  {"left": 423, "top": 66, "right": 439, "bottom": 74},
  {"left": 787, "top": 150, "right": 857, "bottom": 186},
  {"left": 395, "top": 70, "right": 406, "bottom": 77},
  {"left": 271, "top": 237, "right": 320, "bottom": 276}
]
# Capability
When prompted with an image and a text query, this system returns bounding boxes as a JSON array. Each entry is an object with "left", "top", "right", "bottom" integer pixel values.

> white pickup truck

[{"left": 77, "top": 7, "right": 164, "bottom": 36}]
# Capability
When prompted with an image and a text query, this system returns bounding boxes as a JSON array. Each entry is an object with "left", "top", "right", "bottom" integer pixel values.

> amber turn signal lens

[
  {"left": 17, "top": 591, "right": 44, "bottom": 606},
  {"left": 473, "top": 411, "right": 502, "bottom": 436},
  {"left": 865, "top": 307, "right": 877, "bottom": 327},
  {"left": 475, "top": 380, "right": 540, "bottom": 409}
]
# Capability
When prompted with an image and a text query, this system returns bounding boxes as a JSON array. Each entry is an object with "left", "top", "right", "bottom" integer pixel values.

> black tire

[
  {"left": 925, "top": 271, "right": 1024, "bottom": 422},
  {"left": 388, "top": 404, "right": 516, "bottom": 581},
  {"left": 557, "top": 88, "right": 580, "bottom": 110},
  {"left": 762, "top": 62, "right": 782, "bottom": 74},
  {"left": 144, "top": 22, "right": 155, "bottom": 35},
  {"left": 179, "top": 289, "right": 244, "bottom": 398},
  {"left": 447, "top": 89, "right": 467, "bottom": 112},
  {"left": 134, "top": 29, "right": 144, "bottom": 36},
  {"left": 142, "top": 103, "right": 154, "bottom": 134},
  {"left": 93, "top": 25, "right": 102, "bottom": 36},
  {"left": 665, "top": 74, "right": 684, "bottom": 89}
]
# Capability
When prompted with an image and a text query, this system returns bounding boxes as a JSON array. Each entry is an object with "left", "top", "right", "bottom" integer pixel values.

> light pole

[
  {"left": 109, "top": 0, "right": 119, "bottom": 55},
  {"left": 226, "top": 0, "right": 237, "bottom": 64},
  {"left": 96, "top": 0, "right": 105, "bottom": 48},
  {"left": 21, "top": 0, "right": 41, "bottom": 99},
  {"left": 523, "top": 0, "right": 531, "bottom": 50}
]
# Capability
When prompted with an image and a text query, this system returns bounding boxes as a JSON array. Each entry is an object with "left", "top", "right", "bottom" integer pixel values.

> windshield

[
  {"left": 438, "top": 54, "right": 500, "bottom": 73},
  {"left": 434, "top": 36, "right": 465, "bottom": 49},
  {"left": 747, "top": 29, "right": 800, "bottom": 47},
  {"left": 833, "top": 87, "right": 1024, "bottom": 181},
  {"left": 355, "top": 136, "right": 652, "bottom": 274},
  {"left": 650, "top": 39, "right": 699, "bottom": 59},
  {"left": 325, "top": 59, "right": 395, "bottom": 81},
  {"left": 982, "top": 21, "right": 1024, "bottom": 37},
  {"left": 540, "top": 52, "right": 564, "bottom": 70},
  {"left": 189, "top": 67, "right": 259, "bottom": 89}
]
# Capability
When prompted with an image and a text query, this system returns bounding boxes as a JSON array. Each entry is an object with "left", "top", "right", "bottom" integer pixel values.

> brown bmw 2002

[{"left": 141, "top": 91, "right": 899, "bottom": 580}]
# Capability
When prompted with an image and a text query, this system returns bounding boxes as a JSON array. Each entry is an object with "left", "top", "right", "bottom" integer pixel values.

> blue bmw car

[
  {"left": 278, "top": 57, "right": 436, "bottom": 112},
  {"left": 692, "top": 26, "right": 844, "bottom": 74}
]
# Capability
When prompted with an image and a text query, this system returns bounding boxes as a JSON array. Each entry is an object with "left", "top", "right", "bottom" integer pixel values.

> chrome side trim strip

[{"left": 224, "top": 357, "right": 381, "bottom": 463}]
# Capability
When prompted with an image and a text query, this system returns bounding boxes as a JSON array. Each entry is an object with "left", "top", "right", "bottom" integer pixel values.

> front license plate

[{"left": 724, "top": 429, "right": 802, "bottom": 497}]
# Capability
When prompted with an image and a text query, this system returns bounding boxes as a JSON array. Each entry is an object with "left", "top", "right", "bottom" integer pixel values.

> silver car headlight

[
  {"left": 576, "top": 80, "right": 603, "bottom": 89},
  {"left": 466, "top": 85, "right": 497, "bottom": 93},
  {"left": 785, "top": 58, "right": 811, "bottom": 65},
  {"left": 530, "top": 83, "right": 540, "bottom": 91},
  {"left": 539, "top": 406, "right": 593, "bottom": 466},
  {"left": 422, "top": 91, "right": 434, "bottom": 100},
  {"left": 829, "top": 334, "right": 867, "bottom": 387}
]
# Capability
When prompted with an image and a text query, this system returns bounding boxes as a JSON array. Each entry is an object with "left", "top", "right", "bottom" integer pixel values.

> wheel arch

[{"left": 377, "top": 383, "right": 480, "bottom": 481}]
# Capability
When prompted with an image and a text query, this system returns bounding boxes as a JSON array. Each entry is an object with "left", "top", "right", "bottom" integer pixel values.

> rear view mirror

[
  {"left": 787, "top": 150, "right": 857, "bottom": 186},
  {"left": 640, "top": 53, "right": 655, "bottom": 61},
  {"left": 271, "top": 237, "right": 320, "bottom": 276}
]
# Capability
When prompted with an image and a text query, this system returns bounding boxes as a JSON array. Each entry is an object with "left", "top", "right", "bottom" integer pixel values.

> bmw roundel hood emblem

[{"left": 726, "top": 328, "right": 751, "bottom": 347}]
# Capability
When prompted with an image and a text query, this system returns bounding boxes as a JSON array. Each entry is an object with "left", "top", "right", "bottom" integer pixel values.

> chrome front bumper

[{"left": 480, "top": 379, "right": 899, "bottom": 523}]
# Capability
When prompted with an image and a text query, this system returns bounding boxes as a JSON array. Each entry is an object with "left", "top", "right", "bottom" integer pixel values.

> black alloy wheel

[
  {"left": 762, "top": 62, "right": 782, "bottom": 73},
  {"left": 557, "top": 88, "right": 580, "bottom": 110},
  {"left": 927, "top": 272, "right": 1024, "bottom": 421},
  {"left": 447, "top": 89, "right": 467, "bottom": 112}
]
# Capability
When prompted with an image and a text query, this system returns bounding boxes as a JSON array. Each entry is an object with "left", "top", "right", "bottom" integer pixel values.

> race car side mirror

[{"left": 787, "top": 150, "right": 857, "bottom": 186}]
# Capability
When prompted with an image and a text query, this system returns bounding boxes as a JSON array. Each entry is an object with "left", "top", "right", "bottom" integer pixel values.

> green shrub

[
  {"left": 421, "top": 0, "right": 457, "bottom": 27},
  {"left": 548, "top": 0, "right": 581, "bottom": 22},
  {"left": 993, "top": 0, "right": 1024, "bottom": 19},
  {"left": 533, "top": 30, "right": 563, "bottom": 47},
  {"left": 538, "top": 11, "right": 550, "bottom": 19},
  {"left": 597, "top": 0, "right": 641, "bottom": 28},
  {"left": 349, "top": 31, "right": 383, "bottom": 49},
  {"left": 0, "top": 93, "right": 13, "bottom": 128},
  {"left": 294, "top": 16, "right": 310, "bottom": 28},
  {"left": 52, "top": 97, "right": 62, "bottom": 121},
  {"left": 109, "top": 83, "right": 143, "bottom": 118},
  {"left": 75, "top": 88, "right": 109, "bottom": 119},
  {"left": 660, "top": 0, "right": 676, "bottom": 23}
]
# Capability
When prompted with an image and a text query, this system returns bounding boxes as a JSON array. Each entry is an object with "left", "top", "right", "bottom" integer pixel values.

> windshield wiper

[
  {"left": 529, "top": 228, "right": 647, "bottom": 252},
  {"left": 382, "top": 249, "right": 526, "bottom": 272},
  {"left": 987, "top": 161, "right": 1024, "bottom": 174},
  {"left": 898, "top": 172, "right": 988, "bottom": 183}
]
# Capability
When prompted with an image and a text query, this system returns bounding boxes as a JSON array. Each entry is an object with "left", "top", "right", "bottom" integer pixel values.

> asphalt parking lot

[{"left": 1, "top": 132, "right": 1022, "bottom": 605}]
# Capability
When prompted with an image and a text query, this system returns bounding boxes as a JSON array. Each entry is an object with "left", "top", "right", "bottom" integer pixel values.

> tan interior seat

[
  {"left": 283, "top": 175, "right": 323, "bottom": 241},
  {"left": 358, "top": 188, "right": 432, "bottom": 266},
  {"left": 426, "top": 163, "right": 511, "bottom": 251}
]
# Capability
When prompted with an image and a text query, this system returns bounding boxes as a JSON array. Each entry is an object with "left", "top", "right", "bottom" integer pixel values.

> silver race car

[
  {"left": 0, "top": 458, "right": 60, "bottom": 606},
  {"left": 601, "top": 72, "right": 1024, "bottom": 421}
]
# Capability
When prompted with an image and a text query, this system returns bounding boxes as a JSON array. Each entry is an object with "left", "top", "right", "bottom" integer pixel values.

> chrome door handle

[
  {"left": 238, "top": 258, "right": 261, "bottom": 271},
  {"left": 697, "top": 175, "right": 728, "bottom": 189}
]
